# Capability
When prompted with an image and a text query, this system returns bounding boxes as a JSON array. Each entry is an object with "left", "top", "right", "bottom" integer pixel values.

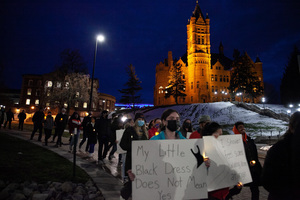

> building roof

[
  {"left": 192, "top": 2, "right": 205, "bottom": 23},
  {"left": 211, "top": 53, "right": 233, "bottom": 70}
]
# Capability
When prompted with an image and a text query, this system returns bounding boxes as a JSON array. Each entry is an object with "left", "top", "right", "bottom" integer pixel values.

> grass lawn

[{"left": 0, "top": 133, "right": 90, "bottom": 183}]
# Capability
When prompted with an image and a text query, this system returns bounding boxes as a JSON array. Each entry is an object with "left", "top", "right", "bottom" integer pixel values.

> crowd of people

[{"left": 1, "top": 106, "right": 299, "bottom": 200}]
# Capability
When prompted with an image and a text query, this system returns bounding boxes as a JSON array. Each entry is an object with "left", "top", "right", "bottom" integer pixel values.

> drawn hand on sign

[{"left": 191, "top": 145, "right": 204, "bottom": 168}]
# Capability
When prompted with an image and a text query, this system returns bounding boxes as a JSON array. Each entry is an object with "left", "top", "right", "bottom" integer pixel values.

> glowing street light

[
  {"left": 262, "top": 97, "right": 266, "bottom": 109},
  {"left": 89, "top": 34, "right": 105, "bottom": 111}
]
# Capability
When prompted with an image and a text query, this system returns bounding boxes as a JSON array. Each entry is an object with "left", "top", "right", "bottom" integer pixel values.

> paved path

[
  {"left": 1, "top": 128, "right": 123, "bottom": 200},
  {"left": 2, "top": 128, "right": 270, "bottom": 200}
]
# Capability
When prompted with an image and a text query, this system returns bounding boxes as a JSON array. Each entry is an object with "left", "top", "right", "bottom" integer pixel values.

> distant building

[
  {"left": 19, "top": 73, "right": 116, "bottom": 115},
  {"left": 0, "top": 88, "right": 20, "bottom": 113},
  {"left": 154, "top": 2, "right": 264, "bottom": 106}
]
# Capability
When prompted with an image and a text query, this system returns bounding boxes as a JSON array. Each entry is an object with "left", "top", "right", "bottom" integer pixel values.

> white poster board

[
  {"left": 116, "top": 129, "right": 126, "bottom": 154},
  {"left": 132, "top": 135, "right": 252, "bottom": 199},
  {"left": 186, "top": 131, "right": 192, "bottom": 139},
  {"left": 132, "top": 139, "right": 208, "bottom": 200},
  {"left": 203, "top": 134, "right": 252, "bottom": 191}
]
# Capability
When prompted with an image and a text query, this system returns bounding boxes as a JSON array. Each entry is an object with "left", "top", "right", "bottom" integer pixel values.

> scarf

[{"left": 232, "top": 125, "right": 247, "bottom": 143}]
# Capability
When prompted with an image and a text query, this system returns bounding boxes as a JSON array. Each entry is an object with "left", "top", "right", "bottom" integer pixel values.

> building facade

[
  {"left": 154, "top": 3, "right": 264, "bottom": 106},
  {"left": 19, "top": 73, "right": 116, "bottom": 115}
]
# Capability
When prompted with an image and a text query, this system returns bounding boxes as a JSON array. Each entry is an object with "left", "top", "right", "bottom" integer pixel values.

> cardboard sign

[
  {"left": 132, "top": 139, "right": 208, "bottom": 200},
  {"left": 132, "top": 135, "right": 252, "bottom": 199},
  {"left": 116, "top": 129, "right": 126, "bottom": 154},
  {"left": 203, "top": 134, "right": 252, "bottom": 191}
]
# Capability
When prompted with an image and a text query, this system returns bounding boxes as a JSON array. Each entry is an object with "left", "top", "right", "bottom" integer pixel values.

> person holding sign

[
  {"left": 202, "top": 122, "right": 242, "bottom": 200},
  {"left": 233, "top": 122, "right": 262, "bottom": 200},
  {"left": 120, "top": 113, "right": 148, "bottom": 200},
  {"left": 150, "top": 109, "right": 185, "bottom": 140}
]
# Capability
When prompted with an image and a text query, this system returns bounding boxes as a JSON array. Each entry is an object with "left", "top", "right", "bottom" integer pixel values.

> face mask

[
  {"left": 167, "top": 120, "right": 180, "bottom": 132},
  {"left": 184, "top": 122, "right": 191, "bottom": 128},
  {"left": 137, "top": 120, "right": 145, "bottom": 127}
]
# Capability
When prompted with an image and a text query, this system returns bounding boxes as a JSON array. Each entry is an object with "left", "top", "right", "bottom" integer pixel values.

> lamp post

[
  {"left": 89, "top": 35, "right": 105, "bottom": 111},
  {"left": 262, "top": 97, "right": 266, "bottom": 109}
]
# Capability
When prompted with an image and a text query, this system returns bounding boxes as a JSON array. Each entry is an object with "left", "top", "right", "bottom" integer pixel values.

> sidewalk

[
  {"left": 1, "top": 128, "right": 123, "bottom": 200},
  {"left": 2, "top": 128, "right": 270, "bottom": 200}
]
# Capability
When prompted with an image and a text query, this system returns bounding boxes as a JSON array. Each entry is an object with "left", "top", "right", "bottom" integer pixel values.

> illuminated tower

[{"left": 186, "top": 1, "right": 211, "bottom": 103}]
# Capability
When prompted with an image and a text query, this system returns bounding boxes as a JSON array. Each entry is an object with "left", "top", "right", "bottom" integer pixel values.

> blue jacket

[{"left": 150, "top": 130, "right": 186, "bottom": 140}]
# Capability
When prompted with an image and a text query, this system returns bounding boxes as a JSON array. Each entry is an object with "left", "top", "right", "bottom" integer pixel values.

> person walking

[
  {"left": 96, "top": 110, "right": 111, "bottom": 163},
  {"left": 107, "top": 114, "right": 123, "bottom": 161},
  {"left": 4, "top": 108, "right": 14, "bottom": 129},
  {"left": 119, "top": 113, "right": 148, "bottom": 200},
  {"left": 262, "top": 112, "right": 300, "bottom": 200},
  {"left": 54, "top": 108, "right": 68, "bottom": 147},
  {"left": 79, "top": 112, "right": 92, "bottom": 152},
  {"left": 68, "top": 112, "right": 82, "bottom": 153},
  {"left": 30, "top": 107, "right": 45, "bottom": 141},
  {"left": 43, "top": 111, "right": 54, "bottom": 146},
  {"left": 86, "top": 117, "right": 98, "bottom": 158},
  {"left": 233, "top": 121, "right": 262, "bottom": 200},
  {"left": 0, "top": 107, "right": 6, "bottom": 129},
  {"left": 18, "top": 110, "right": 27, "bottom": 131}
]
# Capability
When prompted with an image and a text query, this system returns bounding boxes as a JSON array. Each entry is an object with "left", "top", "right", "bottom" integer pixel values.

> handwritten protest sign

[
  {"left": 132, "top": 135, "right": 252, "bottom": 199},
  {"left": 203, "top": 134, "right": 252, "bottom": 191},
  {"left": 132, "top": 139, "right": 207, "bottom": 200},
  {"left": 116, "top": 129, "right": 126, "bottom": 154}
]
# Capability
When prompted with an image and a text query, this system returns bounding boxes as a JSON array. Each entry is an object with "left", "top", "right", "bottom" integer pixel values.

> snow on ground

[{"left": 130, "top": 102, "right": 292, "bottom": 137}]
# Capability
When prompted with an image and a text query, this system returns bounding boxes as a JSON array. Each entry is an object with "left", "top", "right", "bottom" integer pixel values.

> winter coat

[
  {"left": 262, "top": 132, "right": 300, "bottom": 200},
  {"left": 68, "top": 118, "right": 81, "bottom": 134},
  {"left": 82, "top": 116, "right": 91, "bottom": 132},
  {"left": 120, "top": 126, "right": 148, "bottom": 173},
  {"left": 55, "top": 113, "right": 68, "bottom": 129},
  {"left": 44, "top": 115, "right": 54, "bottom": 130},
  {"left": 96, "top": 117, "right": 111, "bottom": 140},
  {"left": 32, "top": 111, "right": 45, "bottom": 125},
  {"left": 6, "top": 110, "right": 14, "bottom": 121},
  {"left": 18, "top": 112, "right": 27, "bottom": 121},
  {"left": 86, "top": 122, "right": 97, "bottom": 144},
  {"left": 148, "top": 127, "right": 159, "bottom": 139}
]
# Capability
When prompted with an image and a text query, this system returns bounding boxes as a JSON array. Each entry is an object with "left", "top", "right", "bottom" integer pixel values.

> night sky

[{"left": 1, "top": 0, "right": 300, "bottom": 104}]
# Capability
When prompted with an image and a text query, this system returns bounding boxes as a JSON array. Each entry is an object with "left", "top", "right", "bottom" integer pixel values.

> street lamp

[
  {"left": 262, "top": 97, "right": 266, "bottom": 109},
  {"left": 89, "top": 34, "right": 105, "bottom": 111}
]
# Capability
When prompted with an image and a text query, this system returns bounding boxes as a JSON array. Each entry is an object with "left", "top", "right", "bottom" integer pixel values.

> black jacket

[
  {"left": 96, "top": 116, "right": 111, "bottom": 140},
  {"left": 32, "top": 111, "right": 44, "bottom": 125},
  {"left": 86, "top": 122, "right": 98, "bottom": 144},
  {"left": 120, "top": 126, "right": 148, "bottom": 173},
  {"left": 54, "top": 113, "right": 68, "bottom": 129}
]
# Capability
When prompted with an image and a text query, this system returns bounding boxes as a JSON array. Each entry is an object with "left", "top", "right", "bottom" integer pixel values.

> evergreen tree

[
  {"left": 280, "top": 46, "right": 300, "bottom": 105},
  {"left": 164, "top": 62, "right": 186, "bottom": 104},
  {"left": 229, "top": 50, "right": 263, "bottom": 102},
  {"left": 119, "top": 64, "right": 142, "bottom": 107}
]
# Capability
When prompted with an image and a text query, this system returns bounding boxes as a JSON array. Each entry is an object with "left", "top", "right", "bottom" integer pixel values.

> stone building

[{"left": 154, "top": 2, "right": 263, "bottom": 106}]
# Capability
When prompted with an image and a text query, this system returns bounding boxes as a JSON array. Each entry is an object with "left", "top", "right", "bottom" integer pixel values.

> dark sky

[{"left": 1, "top": 0, "right": 300, "bottom": 104}]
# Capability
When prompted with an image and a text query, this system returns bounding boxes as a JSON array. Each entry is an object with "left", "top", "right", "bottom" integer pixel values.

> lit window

[
  {"left": 64, "top": 103, "right": 68, "bottom": 108},
  {"left": 56, "top": 82, "right": 61, "bottom": 88},
  {"left": 75, "top": 102, "right": 79, "bottom": 108},
  {"left": 46, "top": 102, "right": 50, "bottom": 106},
  {"left": 65, "top": 82, "right": 69, "bottom": 88},
  {"left": 26, "top": 99, "right": 30, "bottom": 105},
  {"left": 47, "top": 91, "right": 50, "bottom": 96},
  {"left": 35, "top": 99, "right": 39, "bottom": 105},
  {"left": 76, "top": 92, "right": 79, "bottom": 97},
  {"left": 46, "top": 81, "right": 53, "bottom": 87},
  {"left": 27, "top": 88, "right": 32, "bottom": 95},
  {"left": 211, "top": 75, "right": 214, "bottom": 81},
  {"left": 83, "top": 102, "right": 87, "bottom": 108}
]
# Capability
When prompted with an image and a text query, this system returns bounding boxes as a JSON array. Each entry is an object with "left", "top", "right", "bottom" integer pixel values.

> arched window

[{"left": 211, "top": 74, "right": 214, "bottom": 81}]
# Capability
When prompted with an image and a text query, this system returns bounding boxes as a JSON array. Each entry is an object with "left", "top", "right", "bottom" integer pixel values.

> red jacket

[{"left": 189, "top": 130, "right": 202, "bottom": 139}]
